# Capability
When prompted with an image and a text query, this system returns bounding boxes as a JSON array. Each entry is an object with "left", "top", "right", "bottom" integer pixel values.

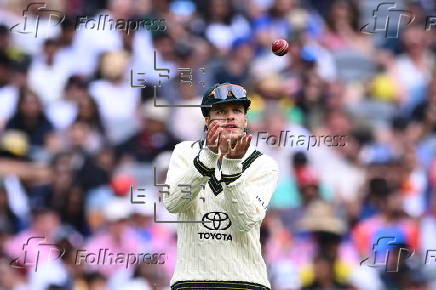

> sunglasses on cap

[{"left": 209, "top": 84, "right": 247, "bottom": 100}]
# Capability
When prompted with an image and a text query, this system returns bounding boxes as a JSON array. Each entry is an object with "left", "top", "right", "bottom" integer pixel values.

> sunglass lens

[
  {"left": 214, "top": 86, "right": 231, "bottom": 99},
  {"left": 230, "top": 86, "right": 246, "bottom": 99},
  {"left": 213, "top": 85, "right": 246, "bottom": 99}
]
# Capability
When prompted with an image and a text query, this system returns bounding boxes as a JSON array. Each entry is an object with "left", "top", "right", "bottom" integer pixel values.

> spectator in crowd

[
  {"left": 170, "top": 81, "right": 205, "bottom": 141},
  {"left": 213, "top": 37, "right": 254, "bottom": 86},
  {"left": 28, "top": 232, "right": 82, "bottom": 290},
  {"left": 29, "top": 151, "right": 73, "bottom": 208},
  {"left": 321, "top": 0, "right": 374, "bottom": 55},
  {"left": 0, "top": 179, "right": 20, "bottom": 235},
  {"left": 5, "top": 208, "right": 61, "bottom": 274},
  {"left": 89, "top": 50, "right": 140, "bottom": 143},
  {"left": 395, "top": 24, "right": 435, "bottom": 115},
  {"left": 46, "top": 75, "right": 89, "bottom": 132},
  {"left": 5, "top": 88, "right": 55, "bottom": 147},
  {"left": 295, "top": 73, "right": 328, "bottom": 130},
  {"left": 203, "top": 0, "right": 250, "bottom": 54},
  {"left": 28, "top": 38, "right": 72, "bottom": 104},
  {"left": 117, "top": 99, "right": 179, "bottom": 163},
  {"left": 0, "top": 53, "right": 17, "bottom": 129},
  {"left": 84, "top": 197, "right": 141, "bottom": 281},
  {"left": 352, "top": 181, "right": 421, "bottom": 259},
  {"left": 301, "top": 254, "right": 352, "bottom": 290},
  {"left": 294, "top": 201, "right": 358, "bottom": 282},
  {"left": 82, "top": 272, "right": 108, "bottom": 290},
  {"left": 75, "top": 93, "right": 107, "bottom": 137},
  {"left": 272, "top": 151, "right": 333, "bottom": 232}
]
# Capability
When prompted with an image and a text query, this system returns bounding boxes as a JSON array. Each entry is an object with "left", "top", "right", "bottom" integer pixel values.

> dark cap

[{"left": 201, "top": 82, "right": 251, "bottom": 117}]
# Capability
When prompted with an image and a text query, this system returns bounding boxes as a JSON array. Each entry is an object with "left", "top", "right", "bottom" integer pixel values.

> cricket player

[{"left": 163, "top": 83, "right": 279, "bottom": 290}]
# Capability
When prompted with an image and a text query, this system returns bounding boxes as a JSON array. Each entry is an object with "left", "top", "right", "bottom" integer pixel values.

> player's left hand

[{"left": 224, "top": 133, "right": 252, "bottom": 159}]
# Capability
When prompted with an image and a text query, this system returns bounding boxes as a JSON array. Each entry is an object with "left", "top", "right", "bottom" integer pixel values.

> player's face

[{"left": 205, "top": 103, "right": 247, "bottom": 135}]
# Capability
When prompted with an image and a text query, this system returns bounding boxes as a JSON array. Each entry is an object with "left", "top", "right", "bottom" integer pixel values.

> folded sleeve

[
  {"left": 163, "top": 143, "right": 216, "bottom": 213},
  {"left": 221, "top": 156, "right": 279, "bottom": 232}
]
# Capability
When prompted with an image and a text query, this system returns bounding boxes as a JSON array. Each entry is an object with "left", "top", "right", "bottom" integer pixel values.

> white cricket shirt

[{"left": 163, "top": 140, "right": 279, "bottom": 288}]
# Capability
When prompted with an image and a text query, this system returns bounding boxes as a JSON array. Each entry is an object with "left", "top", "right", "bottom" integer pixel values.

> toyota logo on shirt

[{"left": 201, "top": 212, "right": 232, "bottom": 230}]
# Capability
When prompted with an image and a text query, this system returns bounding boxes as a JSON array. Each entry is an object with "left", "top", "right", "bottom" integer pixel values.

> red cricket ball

[{"left": 272, "top": 39, "right": 289, "bottom": 56}]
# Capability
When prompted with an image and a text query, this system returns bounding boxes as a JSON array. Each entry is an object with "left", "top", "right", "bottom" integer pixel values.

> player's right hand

[{"left": 206, "top": 120, "right": 223, "bottom": 154}]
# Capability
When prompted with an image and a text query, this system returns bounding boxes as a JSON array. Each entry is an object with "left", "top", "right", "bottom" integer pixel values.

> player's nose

[{"left": 225, "top": 111, "right": 236, "bottom": 120}]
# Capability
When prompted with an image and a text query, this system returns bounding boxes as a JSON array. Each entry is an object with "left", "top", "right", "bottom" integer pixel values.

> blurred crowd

[{"left": 0, "top": 0, "right": 435, "bottom": 289}]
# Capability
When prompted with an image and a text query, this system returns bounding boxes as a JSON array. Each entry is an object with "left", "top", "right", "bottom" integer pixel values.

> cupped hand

[
  {"left": 206, "top": 120, "right": 223, "bottom": 154},
  {"left": 224, "top": 133, "right": 252, "bottom": 159}
]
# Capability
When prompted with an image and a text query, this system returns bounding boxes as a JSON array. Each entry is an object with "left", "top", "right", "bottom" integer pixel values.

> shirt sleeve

[
  {"left": 163, "top": 143, "right": 219, "bottom": 213},
  {"left": 220, "top": 155, "right": 279, "bottom": 232}
]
